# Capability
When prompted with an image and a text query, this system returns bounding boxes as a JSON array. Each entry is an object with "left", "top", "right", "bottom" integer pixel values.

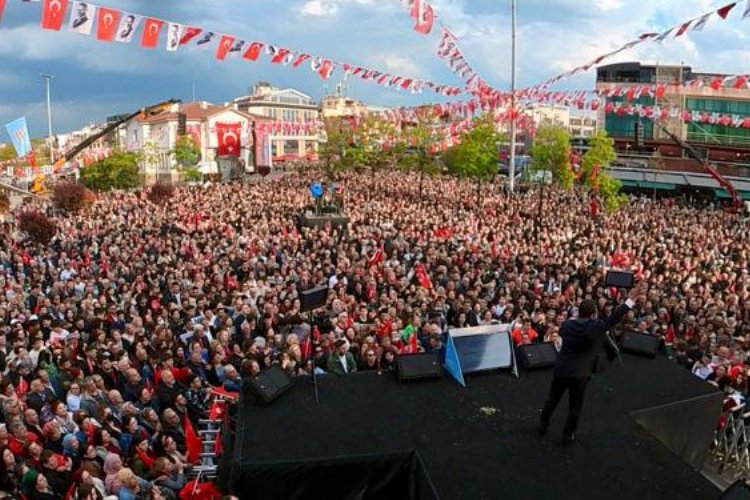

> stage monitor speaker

[
  {"left": 517, "top": 342, "right": 557, "bottom": 369},
  {"left": 396, "top": 352, "right": 442, "bottom": 382},
  {"left": 604, "top": 270, "right": 634, "bottom": 289},
  {"left": 300, "top": 286, "right": 328, "bottom": 312},
  {"left": 620, "top": 331, "right": 660, "bottom": 358},
  {"left": 721, "top": 480, "right": 750, "bottom": 500},
  {"left": 243, "top": 365, "right": 293, "bottom": 406}
]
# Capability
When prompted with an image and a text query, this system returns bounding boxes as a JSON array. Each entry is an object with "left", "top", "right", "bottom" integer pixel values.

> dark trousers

[{"left": 540, "top": 376, "right": 589, "bottom": 435}]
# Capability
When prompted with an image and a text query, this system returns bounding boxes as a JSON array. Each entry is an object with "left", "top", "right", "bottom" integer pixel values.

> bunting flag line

[
  {"left": 526, "top": 1, "right": 747, "bottom": 92},
  {"left": 26, "top": 0, "right": 470, "bottom": 98}
]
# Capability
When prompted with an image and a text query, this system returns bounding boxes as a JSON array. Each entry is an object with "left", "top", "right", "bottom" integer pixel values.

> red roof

[{"left": 137, "top": 102, "right": 270, "bottom": 124}]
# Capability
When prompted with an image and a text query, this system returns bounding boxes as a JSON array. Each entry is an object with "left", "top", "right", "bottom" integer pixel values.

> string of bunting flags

[
  {"left": 22, "top": 0, "right": 465, "bottom": 97},
  {"left": 526, "top": 0, "right": 750, "bottom": 92}
]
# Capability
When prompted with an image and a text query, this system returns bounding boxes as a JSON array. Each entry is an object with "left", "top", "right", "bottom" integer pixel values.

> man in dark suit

[{"left": 538, "top": 286, "right": 640, "bottom": 445}]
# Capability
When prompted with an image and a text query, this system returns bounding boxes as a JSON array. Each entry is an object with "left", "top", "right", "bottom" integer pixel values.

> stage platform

[{"left": 227, "top": 355, "right": 722, "bottom": 500}]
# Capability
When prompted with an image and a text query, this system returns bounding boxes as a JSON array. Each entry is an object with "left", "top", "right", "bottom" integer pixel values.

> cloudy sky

[{"left": 1, "top": 0, "right": 749, "bottom": 138}]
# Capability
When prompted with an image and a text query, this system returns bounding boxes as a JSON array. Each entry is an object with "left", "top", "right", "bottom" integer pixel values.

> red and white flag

[
  {"left": 96, "top": 6, "right": 121, "bottom": 42},
  {"left": 216, "top": 122, "right": 242, "bottom": 157},
  {"left": 165, "top": 22, "right": 184, "bottom": 51},
  {"left": 215, "top": 35, "right": 235, "bottom": 61},
  {"left": 674, "top": 20, "right": 691, "bottom": 37},
  {"left": 115, "top": 13, "right": 140, "bottom": 43},
  {"left": 141, "top": 18, "right": 163, "bottom": 49},
  {"left": 413, "top": 0, "right": 434, "bottom": 35},
  {"left": 68, "top": 1, "right": 95, "bottom": 35},
  {"left": 267, "top": 45, "right": 294, "bottom": 64},
  {"left": 179, "top": 26, "right": 202, "bottom": 45},
  {"left": 311, "top": 58, "right": 335, "bottom": 80},
  {"left": 243, "top": 42, "right": 265, "bottom": 61},
  {"left": 292, "top": 53, "right": 311, "bottom": 68}
]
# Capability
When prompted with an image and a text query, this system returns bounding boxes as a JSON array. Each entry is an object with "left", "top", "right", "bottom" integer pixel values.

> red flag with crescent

[
  {"left": 215, "top": 35, "right": 235, "bottom": 61},
  {"left": 96, "top": 7, "right": 121, "bottom": 42},
  {"left": 42, "top": 0, "right": 68, "bottom": 31},
  {"left": 216, "top": 122, "right": 242, "bottom": 157},
  {"left": 141, "top": 18, "right": 164, "bottom": 49}
]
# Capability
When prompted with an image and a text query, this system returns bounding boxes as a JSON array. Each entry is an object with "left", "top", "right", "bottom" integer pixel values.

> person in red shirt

[{"left": 512, "top": 319, "right": 539, "bottom": 346}]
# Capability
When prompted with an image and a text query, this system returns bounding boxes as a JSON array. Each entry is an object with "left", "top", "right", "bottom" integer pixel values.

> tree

[
  {"left": 444, "top": 114, "right": 503, "bottom": 205},
  {"left": 172, "top": 135, "right": 201, "bottom": 167},
  {"left": 400, "top": 121, "right": 440, "bottom": 197},
  {"left": 0, "top": 145, "right": 16, "bottom": 162},
  {"left": 79, "top": 151, "right": 141, "bottom": 192},
  {"left": 52, "top": 181, "right": 92, "bottom": 212},
  {"left": 581, "top": 131, "right": 627, "bottom": 212},
  {"left": 18, "top": 210, "right": 57, "bottom": 245},
  {"left": 530, "top": 124, "right": 574, "bottom": 188}
]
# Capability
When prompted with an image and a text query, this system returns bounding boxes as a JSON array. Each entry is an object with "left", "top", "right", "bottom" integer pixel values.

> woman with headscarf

[
  {"left": 62, "top": 434, "right": 83, "bottom": 471},
  {"left": 21, "top": 469, "right": 58, "bottom": 500},
  {"left": 103, "top": 453, "right": 123, "bottom": 496}
]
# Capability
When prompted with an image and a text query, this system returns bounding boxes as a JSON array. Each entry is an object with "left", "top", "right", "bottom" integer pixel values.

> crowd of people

[{"left": 0, "top": 169, "right": 748, "bottom": 498}]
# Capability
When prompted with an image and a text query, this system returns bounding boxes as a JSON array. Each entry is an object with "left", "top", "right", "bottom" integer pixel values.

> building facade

[
  {"left": 233, "top": 82, "right": 320, "bottom": 162},
  {"left": 596, "top": 62, "right": 750, "bottom": 161}
]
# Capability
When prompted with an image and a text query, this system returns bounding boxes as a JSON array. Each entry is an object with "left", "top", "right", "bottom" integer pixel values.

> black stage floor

[{"left": 230, "top": 356, "right": 721, "bottom": 500}]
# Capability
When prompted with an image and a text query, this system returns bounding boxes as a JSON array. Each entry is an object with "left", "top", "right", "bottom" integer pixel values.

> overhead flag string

[{"left": 27, "top": 0, "right": 466, "bottom": 98}]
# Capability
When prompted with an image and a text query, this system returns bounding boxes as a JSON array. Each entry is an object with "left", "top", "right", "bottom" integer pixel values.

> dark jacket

[
  {"left": 327, "top": 352, "right": 358, "bottom": 375},
  {"left": 554, "top": 303, "right": 630, "bottom": 378}
]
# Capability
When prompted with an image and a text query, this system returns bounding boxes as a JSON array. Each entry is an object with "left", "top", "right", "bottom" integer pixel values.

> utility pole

[
  {"left": 508, "top": 0, "right": 517, "bottom": 194},
  {"left": 42, "top": 74, "right": 54, "bottom": 163}
]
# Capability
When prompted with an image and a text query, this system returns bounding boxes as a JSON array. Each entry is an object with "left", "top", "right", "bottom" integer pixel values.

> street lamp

[
  {"left": 41, "top": 74, "right": 54, "bottom": 163},
  {"left": 508, "top": 0, "right": 517, "bottom": 195}
]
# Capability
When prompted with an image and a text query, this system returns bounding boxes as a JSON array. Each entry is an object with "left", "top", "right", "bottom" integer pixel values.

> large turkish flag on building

[
  {"left": 96, "top": 7, "right": 121, "bottom": 41},
  {"left": 216, "top": 122, "right": 242, "bottom": 157},
  {"left": 42, "top": 0, "right": 68, "bottom": 31}
]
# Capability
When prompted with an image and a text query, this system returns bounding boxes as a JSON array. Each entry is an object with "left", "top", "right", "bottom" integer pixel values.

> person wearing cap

[{"left": 327, "top": 339, "right": 357, "bottom": 376}]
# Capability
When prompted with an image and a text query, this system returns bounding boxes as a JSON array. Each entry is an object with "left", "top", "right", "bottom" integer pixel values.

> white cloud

[{"left": 300, "top": 0, "right": 340, "bottom": 18}]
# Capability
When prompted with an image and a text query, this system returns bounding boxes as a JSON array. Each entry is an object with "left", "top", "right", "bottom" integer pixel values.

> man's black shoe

[{"left": 562, "top": 433, "right": 576, "bottom": 446}]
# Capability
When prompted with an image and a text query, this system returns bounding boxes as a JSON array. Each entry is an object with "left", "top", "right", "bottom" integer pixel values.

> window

[{"left": 283, "top": 140, "right": 300, "bottom": 156}]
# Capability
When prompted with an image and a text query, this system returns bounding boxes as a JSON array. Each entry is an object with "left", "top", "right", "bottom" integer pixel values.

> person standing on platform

[{"left": 538, "top": 285, "right": 641, "bottom": 445}]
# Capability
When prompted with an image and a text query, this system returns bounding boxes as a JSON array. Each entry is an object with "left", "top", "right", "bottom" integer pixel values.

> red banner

[
  {"left": 216, "top": 122, "right": 242, "bottom": 157},
  {"left": 96, "top": 7, "right": 121, "bottom": 42},
  {"left": 41, "top": 0, "right": 68, "bottom": 31},
  {"left": 141, "top": 18, "right": 163, "bottom": 49}
]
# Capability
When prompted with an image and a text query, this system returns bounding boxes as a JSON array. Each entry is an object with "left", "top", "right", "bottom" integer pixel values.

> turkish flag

[
  {"left": 183, "top": 416, "right": 201, "bottom": 464},
  {"left": 267, "top": 46, "right": 292, "bottom": 64},
  {"left": 216, "top": 122, "right": 242, "bottom": 157},
  {"left": 243, "top": 42, "right": 264, "bottom": 61},
  {"left": 0, "top": 0, "right": 6, "bottom": 26},
  {"left": 42, "top": 0, "right": 68, "bottom": 31},
  {"left": 414, "top": 1, "right": 434, "bottom": 35},
  {"left": 734, "top": 76, "right": 748, "bottom": 89},
  {"left": 292, "top": 53, "right": 311, "bottom": 68},
  {"left": 96, "top": 7, "right": 121, "bottom": 42},
  {"left": 141, "top": 18, "right": 163, "bottom": 49},
  {"left": 215, "top": 35, "right": 234, "bottom": 61},
  {"left": 179, "top": 26, "right": 202, "bottom": 45}
]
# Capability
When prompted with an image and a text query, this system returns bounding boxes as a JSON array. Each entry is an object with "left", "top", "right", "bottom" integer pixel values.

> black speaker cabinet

[
  {"left": 604, "top": 270, "right": 634, "bottom": 289},
  {"left": 721, "top": 480, "right": 750, "bottom": 500},
  {"left": 396, "top": 352, "right": 442, "bottom": 382},
  {"left": 300, "top": 286, "right": 328, "bottom": 313},
  {"left": 620, "top": 331, "right": 660, "bottom": 358},
  {"left": 517, "top": 342, "right": 557, "bottom": 369},
  {"left": 243, "top": 365, "right": 294, "bottom": 405}
]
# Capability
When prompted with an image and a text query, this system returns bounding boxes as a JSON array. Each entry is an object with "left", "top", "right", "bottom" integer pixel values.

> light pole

[
  {"left": 41, "top": 74, "right": 54, "bottom": 163},
  {"left": 508, "top": 0, "right": 517, "bottom": 194}
]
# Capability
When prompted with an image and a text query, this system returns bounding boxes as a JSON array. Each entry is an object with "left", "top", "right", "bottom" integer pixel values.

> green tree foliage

[
  {"left": 80, "top": 151, "right": 141, "bottom": 192},
  {"left": 581, "top": 131, "right": 627, "bottom": 212},
  {"left": 0, "top": 145, "right": 16, "bottom": 161},
  {"left": 444, "top": 114, "right": 502, "bottom": 181},
  {"left": 172, "top": 135, "right": 201, "bottom": 167},
  {"left": 530, "top": 124, "right": 574, "bottom": 188}
]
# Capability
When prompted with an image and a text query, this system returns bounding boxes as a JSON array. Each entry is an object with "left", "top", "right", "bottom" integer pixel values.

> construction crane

[
  {"left": 31, "top": 99, "right": 180, "bottom": 194},
  {"left": 656, "top": 123, "right": 742, "bottom": 213}
]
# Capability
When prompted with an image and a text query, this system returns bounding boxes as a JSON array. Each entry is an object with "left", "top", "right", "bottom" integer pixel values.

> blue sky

[{"left": 1, "top": 0, "right": 749, "bottom": 138}]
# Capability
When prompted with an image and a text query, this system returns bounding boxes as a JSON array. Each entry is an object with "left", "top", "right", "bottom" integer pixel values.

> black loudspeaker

[
  {"left": 604, "top": 270, "right": 634, "bottom": 288},
  {"left": 396, "top": 353, "right": 442, "bottom": 382},
  {"left": 177, "top": 113, "right": 187, "bottom": 136},
  {"left": 620, "top": 331, "right": 660, "bottom": 358},
  {"left": 517, "top": 342, "right": 557, "bottom": 369},
  {"left": 243, "top": 365, "right": 294, "bottom": 405},
  {"left": 300, "top": 286, "right": 328, "bottom": 312},
  {"left": 721, "top": 480, "right": 750, "bottom": 500}
]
